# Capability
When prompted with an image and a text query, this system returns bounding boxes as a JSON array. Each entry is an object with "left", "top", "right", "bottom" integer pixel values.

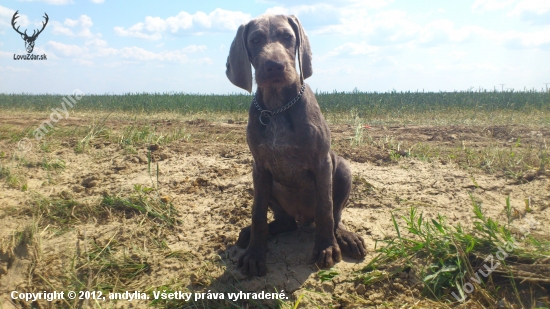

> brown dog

[{"left": 226, "top": 14, "right": 367, "bottom": 276}]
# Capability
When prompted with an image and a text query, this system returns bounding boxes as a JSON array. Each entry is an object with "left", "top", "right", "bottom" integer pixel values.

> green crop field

[{"left": 1, "top": 89, "right": 549, "bottom": 125}]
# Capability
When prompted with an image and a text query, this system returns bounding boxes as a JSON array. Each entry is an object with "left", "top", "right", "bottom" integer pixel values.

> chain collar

[{"left": 252, "top": 84, "right": 306, "bottom": 125}]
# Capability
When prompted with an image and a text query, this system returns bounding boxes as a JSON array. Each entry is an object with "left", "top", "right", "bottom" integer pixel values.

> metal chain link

[{"left": 252, "top": 84, "right": 306, "bottom": 125}]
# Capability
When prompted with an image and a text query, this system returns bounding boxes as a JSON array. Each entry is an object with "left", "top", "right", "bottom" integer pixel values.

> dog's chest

[
  {"left": 254, "top": 116, "right": 311, "bottom": 180},
  {"left": 262, "top": 116, "right": 292, "bottom": 149}
]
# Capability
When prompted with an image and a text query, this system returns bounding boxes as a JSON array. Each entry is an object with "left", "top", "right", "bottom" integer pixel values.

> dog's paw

[
  {"left": 312, "top": 241, "right": 342, "bottom": 268},
  {"left": 336, "top": 228, "right": 367, "bottom": 260},
  {"left": 236, "top": 226, "right": 251, "bottom": 249},
  {"left": 238, "top": 248, "right": 267, "bottom": 277}
]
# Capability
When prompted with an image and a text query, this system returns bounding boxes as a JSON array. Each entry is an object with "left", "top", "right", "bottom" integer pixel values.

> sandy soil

[{"left": 0, "top": 114, "right": 549, "bottom": 308}]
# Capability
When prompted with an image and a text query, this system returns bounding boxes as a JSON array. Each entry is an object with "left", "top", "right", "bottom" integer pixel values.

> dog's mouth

[
  {"left": 267, "top": 69, "right": 286, "bottom": 78},
  {"left": 270, "top": 77, "right": 284, "bottom": 83},
  {"left": 264, "top": 70, "right": 291, "bottom": 84}
]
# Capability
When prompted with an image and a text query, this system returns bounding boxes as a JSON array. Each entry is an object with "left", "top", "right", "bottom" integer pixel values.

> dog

[{"left": 226, "top": 14, "right": 367, "bottom": 276}]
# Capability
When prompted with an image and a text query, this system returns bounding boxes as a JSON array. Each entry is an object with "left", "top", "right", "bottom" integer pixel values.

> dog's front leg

[
  {"left": 238, "top": 162, "right": 271, "bottom": 276},
  {"left": 312, "top": 156, "right": 342, "bottom": 268}
]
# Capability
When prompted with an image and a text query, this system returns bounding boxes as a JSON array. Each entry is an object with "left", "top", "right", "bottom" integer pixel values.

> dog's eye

[
  {"left": 251, "top": 38, "right": 259, "bottom": 43},
  {"left": 283, "top": 33, "right": 292, "bottom": 40}
]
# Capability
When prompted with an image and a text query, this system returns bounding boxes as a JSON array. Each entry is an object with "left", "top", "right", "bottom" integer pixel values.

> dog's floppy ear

[
  {"left": 288, "top": 15, "right": 312, "bottom": 84},
  {"left": 226, "top": 23, "right": 252, "bottom": 93}
]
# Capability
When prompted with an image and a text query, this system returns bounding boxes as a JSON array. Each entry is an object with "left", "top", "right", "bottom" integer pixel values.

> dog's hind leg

[
  {"left": 236, "top": 198, "right": 297, "bottom": 249},
  {"left": 332, "top": 155, "right": 367, "bottom": 259},
  {"left": 268, "top": 198, "right": 299, "bottom": 235}
]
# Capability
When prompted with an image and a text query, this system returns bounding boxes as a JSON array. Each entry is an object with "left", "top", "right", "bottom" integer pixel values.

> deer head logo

[{"left": 12, "top": 11, "right": 49, "bottom": 54}]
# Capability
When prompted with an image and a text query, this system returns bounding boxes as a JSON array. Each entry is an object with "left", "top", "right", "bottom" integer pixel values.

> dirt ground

[{"left": 0, "top": 112, "right": 549, "bottom": 308}]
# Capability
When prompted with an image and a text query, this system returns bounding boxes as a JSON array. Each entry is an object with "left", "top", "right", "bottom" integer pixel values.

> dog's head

[{"left": 226, "top": 14, "right": 312, "bottom": 93}]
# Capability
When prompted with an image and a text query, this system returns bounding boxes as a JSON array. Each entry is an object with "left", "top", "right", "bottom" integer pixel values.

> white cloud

[
  {"left": 259, "top": 0, "right": 393, "bottom": 6},
  {"left": 117, "top": 46, "right": 196, "bottom": 63},
  {"left": 502, "top": 28, "right": 550, "bottom": 50},
  {"left": 448, "top": 51, "right": 467, "bottom": 64},
  {"left": 264, "top": 2, "right": 396, "bottom": 31},
  {"left": 419, "top": 20, "right": 491, "bottom": 46},
  {"left": 74, "top": 58, "right": 94, "bottom": 66},
  {"left": 0, "top": 50, "right": 12, "bottom": 58},
  {"left": 0, "top": 5, "right": 31, "bottom": 34},
  {"left": 64, "top": 15, "right": 92, "bottom": 28},
  {"left": 471, "top": 0, "right": 516, "bottom": 12},
  {"left": 323, "top": 42, "right": 380, "bottom": 59},
  {"left": 264, "top": 6, "right": 288, "bottom": 15},
  {"left": 509, "top": 0, "right": 550, "bottom": 24},
  {"left": 44, "top": 37, "right": 209, "bottom": 65},
  {"left": 18, "top": 0, "right": 73, "bottom": 5},
  {"left": 114, "top": 8, "right": 251, "bottom": 40},
  {"left": 46, "top": 41, "right": 86, "bottom": 57},
  {"left": 470, "top": 0, "right": 550, "bottom": 25},
  {"left": 0, "top": 66, "right": 32, "bottom": 72},
  {"left": 181, "top": 45, "right": 207, "bottom": 53},
  {"left": 114, "top": 23, "right": 162, "bottom": 40},
  {"left": 313, "top": 6, "right": 500, "bottom": 49},
  {"left": 90, "top": 0, "right": 104, "bottom": 3},
  {"left": 85, "top": 38, "right": 107, "bottom": 47},
  {"left": 51, "top": 15, "right": 99, "bottom": 38},
  {"left": 103, "top": 45, "right": 208, "bottom": 64},
  {"left": 266, "top": 4, "right": 343, "bottom": 28},
  {"left": 317, "top": 9, "right": 422, "bottom": 45}
]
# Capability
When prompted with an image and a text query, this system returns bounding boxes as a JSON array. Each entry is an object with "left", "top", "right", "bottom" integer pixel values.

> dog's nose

[{"left": 265, "top": 60, "right": 285, "bottom": 72}]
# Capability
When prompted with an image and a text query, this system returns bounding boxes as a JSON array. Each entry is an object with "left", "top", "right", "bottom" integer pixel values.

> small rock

[
  {"left": 81, "top": 176, "right": 98, "bottom": 187},
  {"left": 87, "top": 180, "right": 98, "bottom": 188},
  {"left": 227, "top": 119, "right": 235, "bottom": 124},
  {"left": 368, "top": 292, "right": 383, "bottom": 301},
  {"left": 177, "top": 234, "right": 185, "bottom": 241},
  {"left": 522, "top": 171, "right": 537, "bottom": 182},
  {"left": 59, "top": 190, "right": 72, "bottom": 200},
  {"left": 322, "top": 281, "right": 334, "bottom": 293},
  {"left": 115, "top": 164, "right": 128, "bottom": 171},
  {"left": 355, "top": 283, "right": 366, "bottom": 295},
  {"left": 160, "top": 153, "right": 169, "bottom": 160},
  {"left": 137, "top": 155, "right": 148, "bottom": 164},
  {"left": 73, "top": 185, "right": 84, "bottom": 193},
  {"left": 148, "top": 144, "right": 160, "bottom": 151},
  {"left": 0, "top": 262, "right": 8, "bottom": 275},
  {"left": 373, "top": 153, "right": 389, "bottom": 161},
  {"left": 394, "top": 282, "right": 405, "bottom": 291},
  {"left": 160, "top": 196, "right": 171, "bottom": 203},
  {"left": 193, "top": 178, "right": 208, "bottom": 187}
]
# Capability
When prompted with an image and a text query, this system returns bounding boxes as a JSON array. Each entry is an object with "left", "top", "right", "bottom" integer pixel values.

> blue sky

[{"left": 0, "top": 0, "right": 549, "bottom": 94}]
